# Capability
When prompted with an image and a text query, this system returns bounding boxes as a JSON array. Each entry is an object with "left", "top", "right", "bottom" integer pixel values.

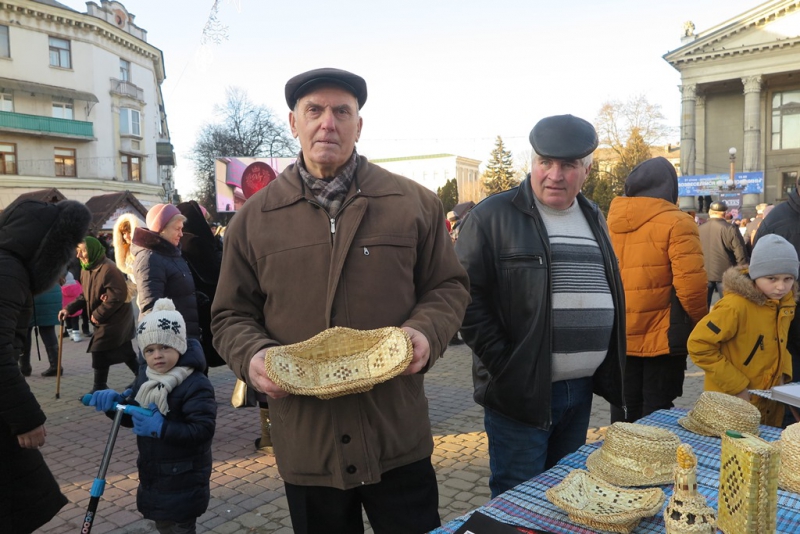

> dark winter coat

[
  {"left": 131, "top": 229, "right": 201, "bottom": 339},
  {"left": 456, "top": 176, "right": 627, "bottom": 429},
  {"left": 30, "top": 283, "right": 62, "bottom": 328},
  {"left": 753, "top": 188, "right": 800, "bottom": 382},
  {"left": 0, "top": 199, "right": 90, "bottom": 533},
  {"left": 66, "top": 258, "right": 134, "bottom": 353},
  {"left": 117, "top": 338, "right": 216, "bottom": 522},
  {"left": 177, "top": 201, "right": 224, "bottom": 367},
  {"left": 699, "top": 217, "right": 748, "bottom": 281}
]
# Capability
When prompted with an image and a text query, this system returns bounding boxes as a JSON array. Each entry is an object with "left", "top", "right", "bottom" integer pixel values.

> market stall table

[{"left": 432, "top": 408, "right": 800, "bottom": 533}]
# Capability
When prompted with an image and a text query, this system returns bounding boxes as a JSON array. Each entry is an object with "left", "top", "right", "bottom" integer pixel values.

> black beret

[
  {"left": 529, "top": 114, "right": 598, "bottom": 160},
  {"left": 285, "top": 68, "right": 367, "bottom": 110},
  {"left": 709, "top": 201, "right": 728, "bottom": 212}
]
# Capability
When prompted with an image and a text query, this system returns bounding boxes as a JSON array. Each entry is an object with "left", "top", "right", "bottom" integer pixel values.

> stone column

[
  {"left": 679, "top": 83, "right": 697, "bottom": 177},
  {"left": 742, "top": 75, "right": 762, "bottom": 208}
]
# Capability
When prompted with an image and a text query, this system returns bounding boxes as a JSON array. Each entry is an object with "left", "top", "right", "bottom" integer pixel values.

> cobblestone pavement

[{"left": 29, "top": 334, "right": 706, "bottom": 533}]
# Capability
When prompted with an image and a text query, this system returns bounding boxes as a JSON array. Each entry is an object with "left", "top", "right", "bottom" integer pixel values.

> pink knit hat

[{"left": 146, "top": 203, "right": 181, "bottom": 233}]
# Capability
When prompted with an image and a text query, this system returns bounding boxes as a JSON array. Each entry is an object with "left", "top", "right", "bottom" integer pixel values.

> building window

[
  {"left": 772, "top": 90, "right": 800, "bottom": 150},
  {"left": 55, "top": 148, "right": 76, "bottom": 177},
  {"left": 0, "top": 142, "right": 16, "bottom": 174},
  {"left": 120, "top": 108, "right": 141, "bottom": 136},
  {"left": 0, "top": 93, "right": 12, "bottom": 112},
  {"left": 52, "top": 100, "right": 74, "bottom": 120},
  {"left": 782, "top": 171, "right": 799, "bottom": 199},
  {"left": 121, "top": 154, "right": 141, "bottom": 181},
  {"left": 48, "top": 36, "right": 71, "bottom": 68},
  {"left": 0, "top": 25, "right": 9, "bottom": 58},
  {"left": 120, "top": 58, "right": 130, "bottom": 82}
]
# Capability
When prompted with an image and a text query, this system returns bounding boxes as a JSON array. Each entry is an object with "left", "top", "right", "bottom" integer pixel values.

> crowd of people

[{"left": 2, "top": 66, "right": 800, "bottom": 534}]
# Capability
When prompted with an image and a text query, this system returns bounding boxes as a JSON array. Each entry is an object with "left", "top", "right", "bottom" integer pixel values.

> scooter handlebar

[{"left": 80, "top": 394, "right": 153, "bottom": 417}]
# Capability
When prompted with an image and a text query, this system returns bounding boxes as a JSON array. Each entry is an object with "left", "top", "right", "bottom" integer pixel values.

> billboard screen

[{"left": 214, "top": 157, "right": 297, "bottom": 213}]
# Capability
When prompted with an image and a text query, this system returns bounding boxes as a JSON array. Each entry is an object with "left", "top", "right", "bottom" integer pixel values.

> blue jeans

[{"left": 484, "top": 377, "right": 593, "bottom": 498}]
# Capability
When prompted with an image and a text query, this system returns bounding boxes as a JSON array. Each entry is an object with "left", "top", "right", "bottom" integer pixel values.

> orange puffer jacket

[{"left": 608, "top": 196, "right": 707, "bottom": 357}]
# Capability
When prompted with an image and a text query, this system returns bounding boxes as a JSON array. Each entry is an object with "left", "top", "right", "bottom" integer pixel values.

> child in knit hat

[
  {"left": 88, "top": 298, "right": 216, "bottom": 533},
  {"left": 688, "top": 234, "right": 799, "bottom": 427}
]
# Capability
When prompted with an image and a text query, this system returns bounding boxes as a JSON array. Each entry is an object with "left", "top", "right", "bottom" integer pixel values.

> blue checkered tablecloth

[{"left": 432, "top": 408, "right": 799, "bottom": 533}]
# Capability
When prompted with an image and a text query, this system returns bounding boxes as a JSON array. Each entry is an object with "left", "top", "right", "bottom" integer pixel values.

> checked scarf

[{"left": 298, "top": 150, "right": 358, "bottom": 217}]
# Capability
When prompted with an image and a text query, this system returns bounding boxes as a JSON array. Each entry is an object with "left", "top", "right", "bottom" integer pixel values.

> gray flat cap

[
  {"left": 285, "top": 68, "right": 367, "bottom": 110},
  {"left": 529, "top": 114, "right": 598, "bottom": 160}
]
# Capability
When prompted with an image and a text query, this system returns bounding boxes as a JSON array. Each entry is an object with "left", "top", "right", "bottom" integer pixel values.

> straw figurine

[{"left": 663, "top": 444, "right": 716, "bottom": 534}]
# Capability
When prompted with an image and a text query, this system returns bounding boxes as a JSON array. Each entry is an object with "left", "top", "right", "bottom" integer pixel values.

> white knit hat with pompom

[{"left": 136, "top": 298, "right": 187, "bottom": 354}]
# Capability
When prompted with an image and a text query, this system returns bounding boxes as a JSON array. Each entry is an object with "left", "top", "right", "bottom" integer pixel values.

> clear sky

[{"left": 59, "top": 0, "right": 763, "bottom": 198}]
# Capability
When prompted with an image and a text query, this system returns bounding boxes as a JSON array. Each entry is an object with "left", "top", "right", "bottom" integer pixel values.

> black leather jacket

[{"left": 455, "top": 176, "right": 626, "bottom": 429}]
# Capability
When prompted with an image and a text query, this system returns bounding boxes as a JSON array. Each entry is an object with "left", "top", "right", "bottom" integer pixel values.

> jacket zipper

[
  {"left": 743, "top": 334, "right": 764, "bottom": 366},
  {"left": 310, "top": 190, "right": 362, "bottom": 238},
  {"left": 499, "top": 253, "right": 543, "bottom": 264}
]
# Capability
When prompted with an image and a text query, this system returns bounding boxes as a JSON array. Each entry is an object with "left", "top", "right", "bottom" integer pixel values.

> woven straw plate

[
  {"left": 265, "top": 327, "right": 413, "bottom": 399},
  {"left": 546, "top": 469, "right": 666, "bottom": 534},
  {"left": 678, "top": 391, "right": 761, "bottom": 437},
  {"left": 586, "top": 422, "right": 680, "bottom": 487}
]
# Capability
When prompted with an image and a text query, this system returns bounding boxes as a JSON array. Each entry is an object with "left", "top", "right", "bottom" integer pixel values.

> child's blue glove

[
  {"left": 132, "top": 403, "right": 164, "bottom": 438},
  {"left": 89, "top": 389, "right": 122, "bottom": 412}
]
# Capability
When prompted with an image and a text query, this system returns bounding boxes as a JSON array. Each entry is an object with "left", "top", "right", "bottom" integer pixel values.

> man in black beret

[
  {"left": 212, "top": 68, "right": 469, "bottom": 533},
  {"left": 699, "top": 200, "right": 749, "bottom": 307},
  {"left": 456, "top": 114, "right": 626, "bottom": 497}
]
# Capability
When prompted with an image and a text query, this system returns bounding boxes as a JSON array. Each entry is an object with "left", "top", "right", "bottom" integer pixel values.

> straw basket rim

[
  {"left": 585, "top": 423, "right": 680, "bottom": 487},
  {"left": 264, "top": 326, "right": 413, "bottom": 399},
  {"left": 678, "top": 391, "right": 761, "bottom": 438},
  {"left": 779, "top": 423, "right": 800, "bottom": 493},
  {"left": 546, "top": 469, "right": 665, "bottom": 534}
]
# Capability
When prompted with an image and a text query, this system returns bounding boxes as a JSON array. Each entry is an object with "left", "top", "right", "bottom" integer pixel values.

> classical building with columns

[
  {"left": 664, "top": 0, "right": 800, "bottom": 211},
  {"left": 0, "top": 0, "right": 175, "bottom": 210}
]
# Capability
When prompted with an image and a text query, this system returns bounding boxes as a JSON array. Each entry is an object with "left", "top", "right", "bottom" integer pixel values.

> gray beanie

[{"left": 749, "top": 234, "right": 799, "bottom": 280}]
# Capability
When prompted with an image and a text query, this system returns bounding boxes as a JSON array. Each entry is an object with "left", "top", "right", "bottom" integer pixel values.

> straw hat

[
  {"left": 546, "top": 469, "right": 665, "bottom": 534},
  {"left": 585, "top": 422, "right": 681, "bottom": 487},
  {"left": 678, "top": 391, "right": 761, "bottom": 437},
  {"left": 778, "top": 422, "right": 800, "bottom": 493},
  {"left": 264, "top": 326, "right": 413, "bottom": 399}
]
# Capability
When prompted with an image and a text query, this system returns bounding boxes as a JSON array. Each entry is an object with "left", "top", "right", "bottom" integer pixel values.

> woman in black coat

[{"left": 0, "top": 198, "right": 91, "bottom": 533}]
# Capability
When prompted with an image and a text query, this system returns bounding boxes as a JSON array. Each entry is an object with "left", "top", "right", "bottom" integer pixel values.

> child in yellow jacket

[{"left": 688, "top": 234, "right": 798, "bottom": 427}]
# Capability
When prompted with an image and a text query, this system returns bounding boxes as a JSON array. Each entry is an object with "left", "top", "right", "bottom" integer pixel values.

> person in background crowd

[
  {"left": 606, "top": 157, "right": 708, "bottom": 423},
  {"left": 61, "top": 272, "right": 84, "bottom": 342},
  {"left": 21, "top": 282, "right": 63, "bottom": 377},
  {"left": 743, "top": 203, "right": 769, "bottom": 255},
  {"left": 698, "top": 200, "right": 749, "bottom": 308},
  {"left": 67, "top": 255, "right": 92, "bottom": 337},
  {"left": 688, "top": 235, "right": 798, "bottom": 427},
  {"left": 456, "top": 115, "right": 626, "bottom": 497},
  {"left": 113, "top": 213, "right": 145, "bottom": 321},
  {"left": 59, "top": 237, "right": 139, "bottom": 392},
  {"left": 0, "top": 198, "right": 90, "bottom": 533},
  {"left": 212, "top": 68, "right": 469, "bottom": 533}
]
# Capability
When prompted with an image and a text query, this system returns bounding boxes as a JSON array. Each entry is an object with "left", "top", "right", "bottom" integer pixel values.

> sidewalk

[{"left": 29, "top": 335, "right": 705, "bottom": 533}]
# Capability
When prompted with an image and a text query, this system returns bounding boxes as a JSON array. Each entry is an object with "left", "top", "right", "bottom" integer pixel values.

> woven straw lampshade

[
  {"left": 546, "top": 469, "right": 666, "bottom": 534},
  {"left": 678, "top": 391, "right": 761, "bottom": 438},
  {"left": 778, "top": 422, "right": 800, "bottom": 494},
  {"left": 264, "top": 326, "right": 413, "bottom": 399},
  {"left": 585, "top": 422, "right": 681, "bottom": 487}
]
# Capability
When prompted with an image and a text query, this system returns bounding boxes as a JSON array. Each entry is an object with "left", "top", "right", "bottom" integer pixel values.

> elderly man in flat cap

[
  {"left": 211, "top": 68, "right": 469, "bottom": 533},
  {"left": 456, "top": 115, "right": 626, "bottom": 497}
]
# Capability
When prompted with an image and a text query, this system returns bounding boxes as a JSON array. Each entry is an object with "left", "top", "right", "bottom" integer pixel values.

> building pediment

[{"left": 665, "top": 1, "right": 800, "bottom": 67}]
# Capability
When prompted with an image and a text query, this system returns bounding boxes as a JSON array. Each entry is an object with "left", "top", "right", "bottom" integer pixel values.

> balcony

[
  {"left": 157, "top": 141, "right": 175, "bottom": 165},
  {"left": 0, "top": 111, "right": 94, "bottom": 140},
  {"left": 110, "top": 78, "right": 145, "bottom": 101}
]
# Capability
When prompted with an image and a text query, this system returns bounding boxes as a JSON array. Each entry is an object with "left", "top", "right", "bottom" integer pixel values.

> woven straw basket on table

[
  {"left": 264, "top": 326, "right": 413, "bottom": 399},
  {"left": 546, "top": 469, "right": 666, "bottom": 534},
  {"left": 678, "top": 391, "right": 761, "bottom": 437},
  {"left": 585, "top": 422, "right": 681, "bottom": 487},
  {"left": 778, "top": 422, "right": 800, "bottom": 494}
]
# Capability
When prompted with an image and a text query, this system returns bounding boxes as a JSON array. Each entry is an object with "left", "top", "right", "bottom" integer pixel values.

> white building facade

[
  {"left": 370, "top": 154, "right": 484, "bottom": 203},
  {"left": 0, "top": 0, "right": 175, "bottom": 209}
]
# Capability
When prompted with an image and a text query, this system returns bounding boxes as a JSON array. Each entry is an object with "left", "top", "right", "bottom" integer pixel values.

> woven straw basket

[
  {"left": 679, "top": 391, "right": 761, "bottom": 437},
  {"left": 778, "top": 422, "right": 800, "bottom": 494},
  {"left": 718, "top": 431, "right": 780, "bottom": 534},
  {"left": 546, "top": 469, "right": 665, "bottom": 534},
  {"left": 585, "top": 422, "right": 680, "bottom": 487},
  {"left": 264, "top": 327, "right": 413, "bottom": 399}
]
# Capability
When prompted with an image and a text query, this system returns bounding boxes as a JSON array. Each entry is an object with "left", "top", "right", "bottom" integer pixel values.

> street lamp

[{"left": 728, "top": 147, "right": 737, "bottom": 190}]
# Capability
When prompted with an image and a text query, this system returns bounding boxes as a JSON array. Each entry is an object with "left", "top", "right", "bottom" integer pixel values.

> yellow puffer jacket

[
  {"left": 608, "top": 196, "right": 707, "bottom": 357},
  {"left": 688, "top": 267, "right": 795, "bottom": 396}
]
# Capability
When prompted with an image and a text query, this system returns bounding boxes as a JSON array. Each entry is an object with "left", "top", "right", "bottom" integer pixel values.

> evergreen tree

[
  {"left": 437, "top": 178, "right": 459, "bottom": 213},
  {"left": 482, "top": 136, "right": 520, "bottom": 195}
]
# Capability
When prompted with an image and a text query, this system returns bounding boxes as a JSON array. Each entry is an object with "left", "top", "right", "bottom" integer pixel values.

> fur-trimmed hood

[
  {"left": 721, "top": 266, "right": 800, "bottom": 307},
  {"left": 112, "top": 213, "right": 145, "bottom": 275},
  {"left": 0, "top": 199, "right": 91, "bottom": 295}
]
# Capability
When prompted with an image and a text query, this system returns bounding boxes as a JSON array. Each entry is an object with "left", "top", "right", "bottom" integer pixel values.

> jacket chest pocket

[
  {"left": 743, "top": 334, "right": 764, "bottom": 366},
  {"left": 350, "top": 235, "right": 417, "bottom": 273},
  {"left": 498, "top": 249, "right": 546, "bottom": 321}
]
